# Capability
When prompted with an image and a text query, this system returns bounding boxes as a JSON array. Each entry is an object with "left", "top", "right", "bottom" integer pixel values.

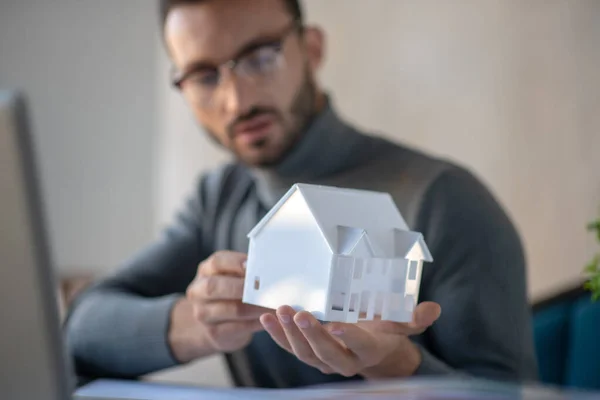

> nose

[{"left": 218, "top": 69, "right": 254, "bottom": 117}]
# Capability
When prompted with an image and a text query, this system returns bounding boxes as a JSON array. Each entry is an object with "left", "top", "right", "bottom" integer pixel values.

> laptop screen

[{"left": 0, "top": 90, "right": 74, "bottom": 400}]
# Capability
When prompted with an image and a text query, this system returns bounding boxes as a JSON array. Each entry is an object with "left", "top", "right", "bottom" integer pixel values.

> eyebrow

[{"left": 180, "top": 27, "right": 288, "bottom": 75}]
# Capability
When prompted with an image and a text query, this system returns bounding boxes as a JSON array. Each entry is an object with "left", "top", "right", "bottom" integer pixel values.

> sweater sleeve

[
  {"left": 410, "top": 165, "right": 538, "bottom": 383},
  {"left": 64, "top": 175, "right": 213, "bottom": 379}
]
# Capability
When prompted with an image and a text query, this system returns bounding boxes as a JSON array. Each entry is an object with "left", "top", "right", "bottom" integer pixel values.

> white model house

[{"left": 242, "top": 183, "right": 433, "bottom": 323}]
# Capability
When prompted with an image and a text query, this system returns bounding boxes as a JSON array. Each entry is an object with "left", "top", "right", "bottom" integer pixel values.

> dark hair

[{"left": 159, "top": 0, "right": 303, "bottom": 31}]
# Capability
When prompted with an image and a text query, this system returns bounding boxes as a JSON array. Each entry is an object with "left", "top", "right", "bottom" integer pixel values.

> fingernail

[
  {"left": 296, "top": 319, "right": 311, "bottom": 329},
  {"left": 279, "top": 314, "right": 291, "bottom": 324},
  {"left": 242, "top": 261, "right": 247, "bottom": 269},
  {"left": 330, "top": 329, "right": 344, "bottom": 335}
]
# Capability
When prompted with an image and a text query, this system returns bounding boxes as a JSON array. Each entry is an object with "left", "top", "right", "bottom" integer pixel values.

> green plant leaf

[
  {"left": 583, "top": 215, "right": 600, "bottom": 301},
  {"left": 589, "top": 219, "right": 600, "bottom": 242},
  {"left": 585, "top": 255, "right": 600, "bottom": 274},
  {"left": 587, "top": 219, "right": 600, "bottom": 231},
  {"left": 584, "top": 277, "right": 600, "bottom": 301}
]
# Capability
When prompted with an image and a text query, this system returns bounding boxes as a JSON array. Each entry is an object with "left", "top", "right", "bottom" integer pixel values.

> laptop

[{"left": 0, "top": 90, "right": 107, "bottom": 400}]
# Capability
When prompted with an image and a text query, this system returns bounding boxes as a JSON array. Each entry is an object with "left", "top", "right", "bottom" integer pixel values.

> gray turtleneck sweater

[{"left": 65, "top": 100, "right": 538, "bottom": 387}]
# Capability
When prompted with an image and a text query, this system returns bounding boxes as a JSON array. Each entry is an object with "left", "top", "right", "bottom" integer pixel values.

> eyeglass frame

[{"left": 170, "top": 20, "right": 303, "bottom": 107}]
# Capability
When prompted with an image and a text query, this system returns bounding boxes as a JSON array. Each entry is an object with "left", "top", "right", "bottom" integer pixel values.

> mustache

[{"left": 227, "top": 107, "right": 279, "bottom": 139}]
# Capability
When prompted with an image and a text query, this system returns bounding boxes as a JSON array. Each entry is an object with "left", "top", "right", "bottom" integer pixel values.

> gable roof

[
  {"left": 336, "top": 226, "right": 365, "bottom": 254},
  {"left": 337, "top": 226, "right": 385, "bottom": 256},
  {"left": 248, "top": 183, "right": 410, "bottom": 256},
  {"left": 393, "top": 229, "right": 433, "bottom": 262}
]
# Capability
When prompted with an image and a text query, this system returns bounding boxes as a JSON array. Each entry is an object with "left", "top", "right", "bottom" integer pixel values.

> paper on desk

[
  {"left": 74, "top": 377, "right": 600, "bottom": 400},
  {"left": 75, "top": 379, "right": 280, "bottom": 400}
]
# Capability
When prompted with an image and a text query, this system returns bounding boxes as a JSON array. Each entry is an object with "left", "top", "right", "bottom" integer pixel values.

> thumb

[
  {"left": 413, "top": 301, "right": 442, "bottom": 328},
  {"left": 201, "top": 251, "right": 247, "bottom": 277}
]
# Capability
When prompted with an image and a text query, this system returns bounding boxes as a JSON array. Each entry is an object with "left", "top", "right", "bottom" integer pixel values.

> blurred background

[{"left": 1, "top": 0, "right": 599, "bottom": 388}]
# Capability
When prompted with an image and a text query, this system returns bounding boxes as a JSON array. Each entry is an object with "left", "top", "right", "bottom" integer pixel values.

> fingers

[
  {"left": 413, "top": 301, "right": 442, "bottom": 328},
  {"left": 263, "top": 306, "right": 358, "bottom": 376},
  {"left": 261, "top": 308, "right": 334, "bottom": 374},
  {"left": 260, "top": 313, "right": 292, "bottom": 352},
  {"left": 324, "top": 323, "right": 379, "bottom": 363},
  {"left": 200, "top": 251, "right": 247, "bottom": 277},
  {"left": 359, "top": 301, "right": 442, "bottom": 335},
  {"left": 292, "top": 311, "right": 358, "bottom": 377},
  {"left": 187, "top": 275, "right": 245, "bottom": 301},
  {"left": 280, "top": 307, "right": 335, "bottom": 373},
  {"left": 194, "top": 300, "right": 273, "bottom": 323}
]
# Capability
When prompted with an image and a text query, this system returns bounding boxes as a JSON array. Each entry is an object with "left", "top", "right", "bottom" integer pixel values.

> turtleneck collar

[{"left": 249, "top": 96, "right": 380, "bottom": 207}]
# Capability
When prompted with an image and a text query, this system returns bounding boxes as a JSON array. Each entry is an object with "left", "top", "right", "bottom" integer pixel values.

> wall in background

[{"left": 0, "top": 0, "right": 159, "bottom": 276}]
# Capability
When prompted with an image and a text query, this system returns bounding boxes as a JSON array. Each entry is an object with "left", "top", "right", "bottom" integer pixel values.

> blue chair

[{"left": 532, "top": 285, "right": 600, "bottom": 390}]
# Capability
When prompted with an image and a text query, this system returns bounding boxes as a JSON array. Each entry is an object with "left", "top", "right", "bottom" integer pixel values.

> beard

[{"left": 202, "top": 68, "right": 318, "bottom": 167}]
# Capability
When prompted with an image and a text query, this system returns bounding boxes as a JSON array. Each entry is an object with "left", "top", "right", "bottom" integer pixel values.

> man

[{"left": 65, "top": 0, "right": 538, "bottom": 387}]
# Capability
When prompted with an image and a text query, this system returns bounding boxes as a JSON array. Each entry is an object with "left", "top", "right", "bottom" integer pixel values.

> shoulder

[
  {"left": 404, "top": 149, "right": 525, "bottom": 273},
  {"left": 342, "top": 135, "right": 460, "bottom": 227},
  {"left": 352, "top": 134, "right": 518, "bottom": 242},
  {"left": 415, "top": 159, "right": 516, "bottom": 240}
]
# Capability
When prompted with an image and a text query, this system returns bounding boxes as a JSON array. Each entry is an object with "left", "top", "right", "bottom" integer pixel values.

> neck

[{"left": 249, "top": 96, "right": 379, "bottom": 207}]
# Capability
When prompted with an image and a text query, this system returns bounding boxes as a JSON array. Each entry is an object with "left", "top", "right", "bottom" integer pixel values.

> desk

[{"left": 74, "top": 376, "right": 600, "bottom": 400}]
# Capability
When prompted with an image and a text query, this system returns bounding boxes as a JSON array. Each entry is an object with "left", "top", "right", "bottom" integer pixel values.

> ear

[{"left": 301, "top": 26, "right": 325, "bottom": 73}]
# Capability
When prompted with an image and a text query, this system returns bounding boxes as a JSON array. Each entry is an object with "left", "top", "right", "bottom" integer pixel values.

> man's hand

[
  {"left": 259, "top": 302, "right": 441, "bottom": 378},
  {"left": 168, "top": 251, "right": 273, "bottom": 363}
]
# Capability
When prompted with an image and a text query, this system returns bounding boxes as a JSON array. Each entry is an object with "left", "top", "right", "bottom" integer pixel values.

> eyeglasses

[{"left": 171, "top": 21, "right": 301, "bottom": 108}]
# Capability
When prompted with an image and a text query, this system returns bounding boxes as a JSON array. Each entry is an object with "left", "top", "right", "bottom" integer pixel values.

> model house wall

[{"left": 243, "top": 189, "right": 333, "bottom": 318}]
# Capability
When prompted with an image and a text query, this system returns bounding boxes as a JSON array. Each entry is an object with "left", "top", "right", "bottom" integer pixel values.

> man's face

[{"left": 164, "top": 0, "right": 324, "bottom": 167}]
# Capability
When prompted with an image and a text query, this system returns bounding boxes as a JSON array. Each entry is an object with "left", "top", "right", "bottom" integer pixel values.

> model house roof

[
  {"left": 248, "top": 183, "right": 432, "bottom": 260},
  {"left": 336, "top": 226, "right": 368, "bottom": 254},
  {"left": 394, "top": 229, "right": 433, "bottom": 262},
  {"left": 336, "top": 226, "right": 384, "bottom": 256}
]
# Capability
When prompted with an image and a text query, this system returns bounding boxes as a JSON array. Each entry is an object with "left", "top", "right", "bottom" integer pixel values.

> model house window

[
  {"left": 408, "top": 261, "right": 418, "bottom": 280},
  {"left": 331, "top": 291, "right": 346, "bottom": 311},
  {"left": 254, "top": 276, "right": 260, "bottom": 290},
  {"left": 359, "top": 290, "right": 370, "bottom": 319},
  {"left": 349, "top": 293, "right": 358, "bottom": 312},
  {"left": 374, "top": 291, "right": 384, "bottom": 317}
]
